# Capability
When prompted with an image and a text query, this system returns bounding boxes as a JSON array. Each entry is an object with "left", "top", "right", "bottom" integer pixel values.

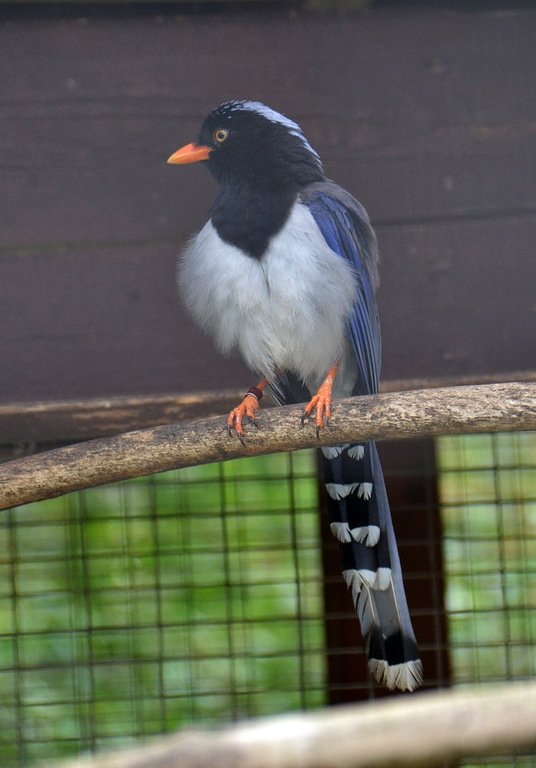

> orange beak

[{"left": 167, "top": 142, "right": 212, "bottom": 165}]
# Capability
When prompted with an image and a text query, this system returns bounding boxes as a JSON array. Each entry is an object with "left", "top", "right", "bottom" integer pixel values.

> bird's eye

[{"left": 213, "top": 128, "right": 229, "bottom": 144}]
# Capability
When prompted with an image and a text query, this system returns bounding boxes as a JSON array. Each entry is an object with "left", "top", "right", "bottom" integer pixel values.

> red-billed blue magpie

[{"left": 168, "top": 100, "right": 423, "bottom": 691}]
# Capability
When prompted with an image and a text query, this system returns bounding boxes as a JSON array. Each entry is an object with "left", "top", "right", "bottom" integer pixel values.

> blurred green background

[{"left": 1, "top": 433, "right": 535, "bottom": 766}]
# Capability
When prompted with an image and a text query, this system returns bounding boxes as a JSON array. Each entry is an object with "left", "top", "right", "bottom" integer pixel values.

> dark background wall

[{"left": 1, "top": 3, "right": 535, "bottom": 405}]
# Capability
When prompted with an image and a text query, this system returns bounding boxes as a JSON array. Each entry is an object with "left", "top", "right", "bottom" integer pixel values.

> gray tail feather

[{"left": 321, "top": 440, "right": 423, "bottom": 691}]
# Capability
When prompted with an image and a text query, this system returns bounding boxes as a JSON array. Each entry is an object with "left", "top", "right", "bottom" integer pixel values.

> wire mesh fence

[
  {"left": 439, "top": 432, "right": 536, "bottom": 686},
  {"left": 0, "top": 451, "right": 325, "bottom": 765},
  {"left": 0, "top": 431, "right": 535, "bottom": 766},
  {"left": 439, "top": 431, "right": 536, "bottom": 768}
]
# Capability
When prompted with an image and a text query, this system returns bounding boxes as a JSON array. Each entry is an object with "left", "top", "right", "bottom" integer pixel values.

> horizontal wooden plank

[
  {"left": 376, "top": 214, "right": 536, "bottom": 381},
  {"left": 0, "top": 390, "right": 243, "bottom": 444},
  {"left": 1, "top": 6, "right": 535, "bottom": 409},
  {"left": 1, "top": 212, "right": 535, "bottom": 406},
  {"left": 1, "top": 9, "right": 536, "bottom": 248},
  {"left": 0, "top": 240, "right": 249, "bottom": 404}
]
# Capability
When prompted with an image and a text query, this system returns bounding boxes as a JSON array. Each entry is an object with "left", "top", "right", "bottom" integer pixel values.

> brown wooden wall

[{"left": 1, "top": 4, "right": 535, "bottom": 409}]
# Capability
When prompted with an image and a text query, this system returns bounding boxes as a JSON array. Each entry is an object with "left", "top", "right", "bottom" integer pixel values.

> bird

[{"left": 167, "top": 100, "right": 423, "bottom": 692}]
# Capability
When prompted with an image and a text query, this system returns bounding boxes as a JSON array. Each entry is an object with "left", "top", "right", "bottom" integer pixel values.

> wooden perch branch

[
  {"left": 2, "top": 371, "right": 534, "bottom": 443},
  {"left": 49, "top": 681, "right": 536, "bottom": 768},
  {"left": 1, "top": 382, "right": 535, "bottom": 511}
]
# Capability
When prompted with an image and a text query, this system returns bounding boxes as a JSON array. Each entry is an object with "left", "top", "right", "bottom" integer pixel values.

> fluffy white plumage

[{"left": 178, "top": 201, "right": 357, "bottom": 386}]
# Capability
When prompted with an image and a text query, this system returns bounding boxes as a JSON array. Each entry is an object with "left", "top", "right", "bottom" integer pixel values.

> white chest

[{"left": 178, "top": 202, "right": 357, "bottom": 384}]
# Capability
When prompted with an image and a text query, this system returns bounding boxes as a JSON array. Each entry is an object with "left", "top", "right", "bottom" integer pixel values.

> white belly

[{"left": 178, "top": 202, "right": 358, "bottom": 386}]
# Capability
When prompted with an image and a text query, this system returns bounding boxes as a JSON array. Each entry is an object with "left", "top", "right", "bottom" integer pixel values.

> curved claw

[
  {"left": 302, "top": 367, "right": 336, "bottom": 433},
  {"left": 227, "top": 423, "right": 246, "bottom": 445},
  {"left": 303, "top": 393, "right": 332, "bottom": 431},
  {"left": 227, "top": 393, "right": 261, "bottom": 442}
]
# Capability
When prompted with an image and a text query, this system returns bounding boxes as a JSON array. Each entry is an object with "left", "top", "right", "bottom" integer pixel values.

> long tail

[{"left": 321, "top": 440, "right": 423, "bottom": 691}]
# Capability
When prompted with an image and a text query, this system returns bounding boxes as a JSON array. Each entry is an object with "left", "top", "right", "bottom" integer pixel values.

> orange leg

[
  {"left": 302, "top": 364, "right": 338, "bottom": 434},
  {"left": 227, "top": 378, "right": 268, "bottom": 443}
]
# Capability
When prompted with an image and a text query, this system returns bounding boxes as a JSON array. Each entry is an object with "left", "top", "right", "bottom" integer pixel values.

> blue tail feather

[{"left": 321, "top": 441, "right": 422, "bottom": 691}]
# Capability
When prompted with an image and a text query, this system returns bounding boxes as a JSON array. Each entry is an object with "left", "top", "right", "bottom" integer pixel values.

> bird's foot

[
  {"left": 227, "top": 381, "right": 267, "bottom": 444},
  {"left": 301, "top": 365, "right": 337, "bottom": 437}
]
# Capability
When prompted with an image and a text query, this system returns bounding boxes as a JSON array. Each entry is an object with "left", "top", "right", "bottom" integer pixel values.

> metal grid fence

[
  {"left": 0, "top": 431, "right": 535, "bottom": 766},
  {"left": 439, "top": 431, "right": 536, "bottom": 768},
  {"left": 0, "top": 451, "right": 325, "bottom": 765}
]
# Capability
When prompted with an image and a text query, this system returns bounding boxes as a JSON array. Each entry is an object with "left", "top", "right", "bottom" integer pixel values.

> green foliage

[
  {"left": 0, "top": 451, "right": 325, "bottom": 765},
  {"left": 1, "top": 434, "right": 535, "bottom": 766},
  {"left": 438, "top": 432, "right": 536, "bottom": 685}
]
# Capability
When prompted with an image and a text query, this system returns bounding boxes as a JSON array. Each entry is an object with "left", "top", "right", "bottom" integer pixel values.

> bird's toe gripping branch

[
  {"left": 301, "top": 364, "right": 338, "bottom": 435},
  {"left": 227, "top": 379, "right": 268, "bottom": 443}
]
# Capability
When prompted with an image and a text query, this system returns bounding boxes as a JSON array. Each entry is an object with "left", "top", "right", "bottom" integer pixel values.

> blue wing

[{"left": 302, "top": 181, "right": 381, "bottom": 396}]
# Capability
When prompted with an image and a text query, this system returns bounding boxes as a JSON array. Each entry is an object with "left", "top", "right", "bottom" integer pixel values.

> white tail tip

[{"left": 368, "top": 659, "right": 424, "bottom": 692}]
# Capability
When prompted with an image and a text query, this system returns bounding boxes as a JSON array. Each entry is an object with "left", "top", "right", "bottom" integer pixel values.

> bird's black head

[{"left": 168, "top": 100, "right": 325, "bottom": 192}]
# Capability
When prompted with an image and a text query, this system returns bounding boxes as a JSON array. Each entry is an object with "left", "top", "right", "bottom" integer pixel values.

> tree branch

[
  {"left": 47, "top": 681, "right": 536, "bottom": 768},
  {"left": 1, "top": 382, "right": 535, "bottom": 511},
  {"left": 2, "top": 371, "right": 534, "bottom": 443}
]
